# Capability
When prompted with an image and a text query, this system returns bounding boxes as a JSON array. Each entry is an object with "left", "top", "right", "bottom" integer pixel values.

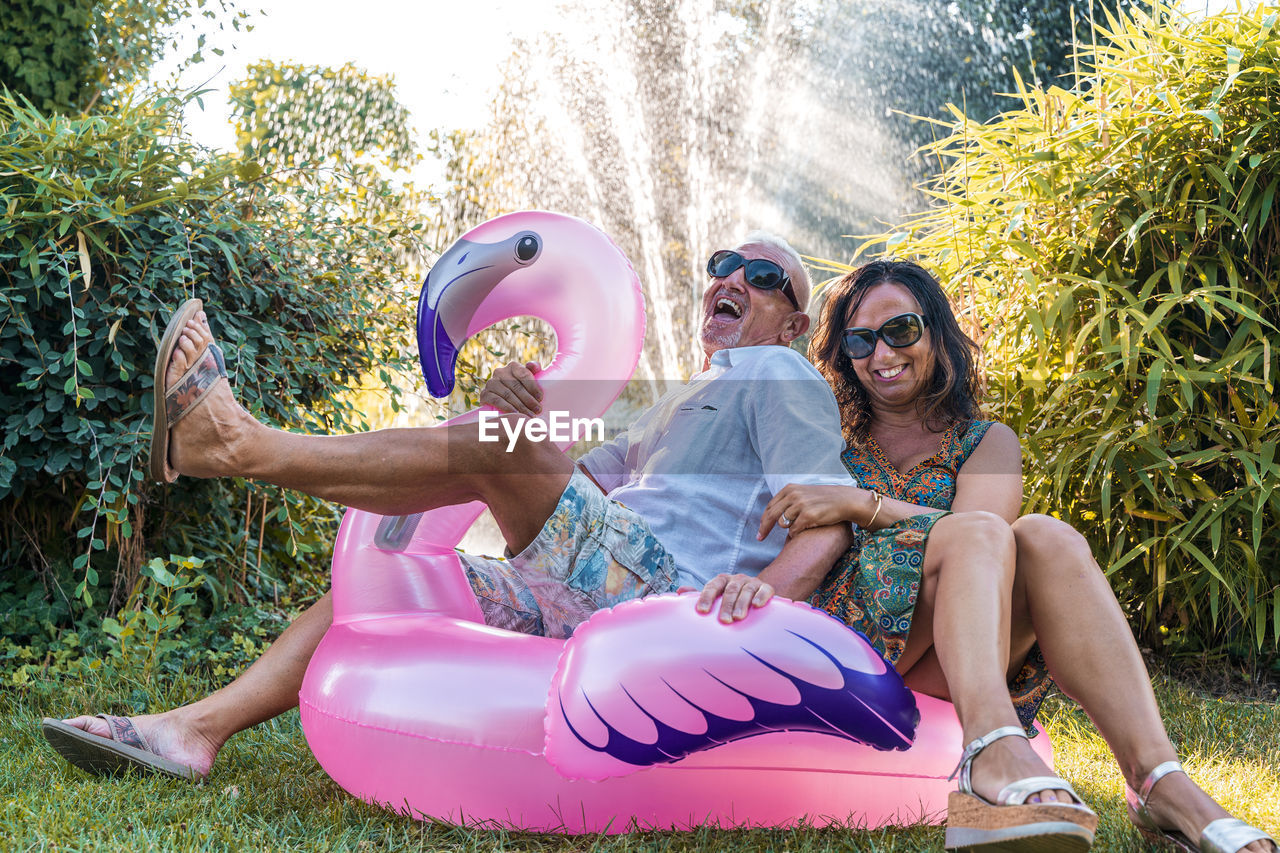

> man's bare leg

[
  {"left": 58, "top": 306, "right": 576, "bottom": 774},
  {"left": 62, "top": 592, "right": 333, "bottom": 777},
  {"left": 170, "top": 309, "right": 573, "bottom": 551}
]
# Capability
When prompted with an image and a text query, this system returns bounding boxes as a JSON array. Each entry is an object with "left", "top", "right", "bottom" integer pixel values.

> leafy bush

[
  {"left": 0, "top": 87, "right": 417, "bottom": 617},
  {"left": 857, "top": 4, "right": 1280, "bottom": 652},
  {"left": 101, "top": 554, "right": 207, "bottom": 679},
  {"left": 0, "top": 0, "right": 250, "bottom": 114},
  {"left": 229, "top": 61, "right": 416, "bottom": 170}
]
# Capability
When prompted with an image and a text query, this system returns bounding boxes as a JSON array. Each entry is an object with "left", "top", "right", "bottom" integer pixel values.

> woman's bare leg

[
  {"left": 62, "top": 592, "right": 333, "bottom": 776},
  {"left": 1011, "top": 514, "right": 1274, "bottom": 852},
  {"left": 894, "top": 511, "right": 1075, "bottom": 805}
]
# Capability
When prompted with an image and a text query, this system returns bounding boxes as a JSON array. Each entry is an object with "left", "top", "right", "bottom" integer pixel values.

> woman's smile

[
  {"left": 847, "top": 282, "right": 933, "bottom": 407},
  {"left": 872, "top": 364, "right": 908, "bottom": 381}
]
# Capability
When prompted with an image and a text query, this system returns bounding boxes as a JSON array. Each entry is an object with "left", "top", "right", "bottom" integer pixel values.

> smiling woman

[
  {"left": 815, "top": 261, "right": 979, "bottom": 447},
  {"left": 762, "top": 259, "right": 1277, "bottom": 853}
]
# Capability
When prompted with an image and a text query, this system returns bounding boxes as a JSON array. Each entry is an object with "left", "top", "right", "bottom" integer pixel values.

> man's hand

[
  {"left": 758, "top": 484, "right": 861, "bottom": 539},
  {"left": 696, "top": 573, "right": 774, "bottom": 623},
  {"left": 479, "top": 361, "right": 544, "bottom": 415}
]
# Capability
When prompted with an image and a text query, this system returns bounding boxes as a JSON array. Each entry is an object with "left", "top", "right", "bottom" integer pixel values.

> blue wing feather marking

[{"left": 558, "top": 628, "right": 920, "bottom": 767}]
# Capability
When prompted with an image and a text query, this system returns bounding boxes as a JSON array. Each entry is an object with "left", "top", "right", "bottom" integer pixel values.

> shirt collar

[{"left": 709, "top": 344, "right": 782, "bottom": 368}]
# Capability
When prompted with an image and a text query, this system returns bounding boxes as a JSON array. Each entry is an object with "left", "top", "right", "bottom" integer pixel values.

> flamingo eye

[{"left": 514, "top": 234, "right": 539, "bottom": 264}]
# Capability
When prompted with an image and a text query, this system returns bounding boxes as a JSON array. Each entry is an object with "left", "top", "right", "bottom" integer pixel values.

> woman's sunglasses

[
  {"left": 706, "top": 250, "right": 800, "bottom": 310},
  {"left": 840, "top": 312, "right": 928, "bottom": 359}
]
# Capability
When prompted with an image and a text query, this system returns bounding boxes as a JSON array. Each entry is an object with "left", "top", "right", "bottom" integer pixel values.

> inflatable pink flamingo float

[{"left": 297, "top": 211, "right": 1054, "bottom": 832}]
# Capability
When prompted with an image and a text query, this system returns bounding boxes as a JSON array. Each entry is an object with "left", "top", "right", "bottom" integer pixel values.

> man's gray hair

[{"left": 741, "top": 229, "right": 812, "bottom": 312}]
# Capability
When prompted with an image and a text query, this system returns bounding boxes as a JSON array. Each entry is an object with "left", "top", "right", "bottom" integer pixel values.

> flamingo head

[
  {"left": 417, "top": 227, "right": 543, "bottom": 398},
  {"left": 416, "top": 211, "right": 645, "bottom": 401}
]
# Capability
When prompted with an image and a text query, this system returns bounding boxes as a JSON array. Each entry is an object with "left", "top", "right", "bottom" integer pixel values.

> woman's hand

[
  {"left": 479, "top": 361, "right": 544, "bottom": 415},
  {"left": 695, "top": 573, "right": 774, "bottom": 623},
  {"left": 758, "top": 484, "right": 863, "bottom": 539}
]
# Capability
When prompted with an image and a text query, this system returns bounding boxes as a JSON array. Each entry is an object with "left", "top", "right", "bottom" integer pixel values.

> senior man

[{"left": 44, "top": 231, "right": 856, "bottom": 780}]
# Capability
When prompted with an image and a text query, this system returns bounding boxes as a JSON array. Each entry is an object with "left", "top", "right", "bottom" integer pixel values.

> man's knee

[{"left": 456, "top": 417, "right": 568, "bottom": 475}]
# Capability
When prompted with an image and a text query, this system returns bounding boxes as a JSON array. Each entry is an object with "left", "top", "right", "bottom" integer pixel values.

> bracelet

[{"left": 865, "top": 490, "right": 884, "bottom": 529}]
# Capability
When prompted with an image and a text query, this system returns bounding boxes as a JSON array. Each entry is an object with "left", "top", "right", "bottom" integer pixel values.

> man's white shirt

[{"left": 579, "top": 345, "right": 856, "bottom": 589}]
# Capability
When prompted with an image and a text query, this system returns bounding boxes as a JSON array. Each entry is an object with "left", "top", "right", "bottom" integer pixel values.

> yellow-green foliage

[
  {"left": 862, "top": 3, "right": 1280, "bottom": 651},
  {"left": 228, "top": 61, "right": 417, "bottom": 170}
]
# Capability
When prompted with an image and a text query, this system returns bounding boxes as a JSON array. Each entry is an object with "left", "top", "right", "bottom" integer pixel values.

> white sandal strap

[
  {"left": 1126, "top": 763, "right": 1275, "bottom": 853},
  {"left": 1136, "top": 758, "right": 1182, "bottom": 799},
  {"left": 997, "top": 775, "right": 1085, "bottom": 806},
  {"left": 949, "top": 725, "right": 1028, "bottom": 788},
  {"left": 1199, "top": 818, "right": 1276, "bottom": 853}
]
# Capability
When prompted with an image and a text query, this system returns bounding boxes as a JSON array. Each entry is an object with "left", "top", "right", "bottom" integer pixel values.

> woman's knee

[
  {"left": 928, "top": 510, "right": 1016, "bottom": 579},
  {"left": 1012, "top": 513, "right": 1092, "bottom": 559},
  {"left": 938, "top": 510, "right": 1015, "bottom": 553},
  {"left": 1011, "top": 513, "right": 1106, "bottom": 590}
]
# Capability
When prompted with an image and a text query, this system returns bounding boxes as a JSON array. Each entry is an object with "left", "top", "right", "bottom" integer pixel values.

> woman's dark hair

[{"left": 808, "top": 260, "right": 983, "bottom": 445}]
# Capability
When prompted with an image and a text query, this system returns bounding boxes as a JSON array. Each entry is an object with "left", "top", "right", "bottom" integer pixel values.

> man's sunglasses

[
  {"left": 706, "top": 250, "right": 800, "bottom": 310},
  {"left": 840, "top": 312, "right": 928, "bottom": 359}
]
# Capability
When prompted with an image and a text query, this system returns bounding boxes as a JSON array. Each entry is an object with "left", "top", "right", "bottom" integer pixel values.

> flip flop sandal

[
  {"left": 148, "top": 298, "right": 228, "bottom": 483},
  {"left": 41, "top": 716, "right": 200, "bottom": 781},
  {"left": 1127, "top": 761, "right": 1277, "bottom": 853},
  {"left": 945, "top": 725, "right": 1099, "bottom": 852}
]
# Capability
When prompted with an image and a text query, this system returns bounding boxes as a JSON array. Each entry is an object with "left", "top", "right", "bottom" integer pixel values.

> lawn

[{"left": 3, "top": 668, "right": 1277, "bottom": 852}]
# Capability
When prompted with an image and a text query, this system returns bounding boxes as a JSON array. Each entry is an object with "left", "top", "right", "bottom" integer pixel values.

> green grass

[{"left": 3, "top": 670, "right": 1276, "bottom": 852}]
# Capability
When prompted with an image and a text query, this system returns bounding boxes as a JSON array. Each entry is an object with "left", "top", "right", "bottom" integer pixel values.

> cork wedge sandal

[
  {"left": 944, "top": 726, "right": 1099, "bottom": 853},
  {"left": 147, "top": 298, "right": 228, "bottom": 483},
  {"left": 1127, "top": 761, "right": 1277, "bottom": 853}
]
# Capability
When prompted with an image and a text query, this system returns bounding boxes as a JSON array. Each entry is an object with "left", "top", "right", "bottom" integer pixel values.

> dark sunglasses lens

[
  {"left": 744, "top": 260, "right": 784, "bottom": 290},
  {"left": 842, "top": 330, "right": 875, "bottom": 359},
  {"left": 881, "top": 314, "right": 923, "bottom": 346},
  {"left": 708, "top": 250, "right": 741, "bottom": 278}
]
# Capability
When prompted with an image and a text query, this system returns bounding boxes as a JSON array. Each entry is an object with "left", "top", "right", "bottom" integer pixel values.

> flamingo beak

[
  {"left": 416, "top": 232, "right": 540, "bottom": 398},
  {"left": 418, "top": 283, "right": 463, "bottom": 400}
]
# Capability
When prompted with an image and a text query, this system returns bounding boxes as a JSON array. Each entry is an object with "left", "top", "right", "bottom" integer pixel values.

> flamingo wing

[{"left": 545, "top": 594, "right": 919, "bottom": 780}]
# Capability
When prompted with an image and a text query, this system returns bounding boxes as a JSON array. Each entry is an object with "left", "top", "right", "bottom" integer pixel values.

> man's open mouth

[{"left": 713, "top": 297, "right": 743, "bottom": 320}]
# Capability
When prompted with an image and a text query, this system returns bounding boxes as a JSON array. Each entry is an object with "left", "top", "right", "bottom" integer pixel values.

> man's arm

[
  {"left": 696, "top": 521, "right": 853, "bottom": 622},
  {"left": 695, "top": 350, "right": 855, "bottom": 621}
]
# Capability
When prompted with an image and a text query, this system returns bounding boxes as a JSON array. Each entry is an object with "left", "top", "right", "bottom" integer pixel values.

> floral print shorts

[{"left": 458, "top": 467, "right": 680, "bottom": 639}]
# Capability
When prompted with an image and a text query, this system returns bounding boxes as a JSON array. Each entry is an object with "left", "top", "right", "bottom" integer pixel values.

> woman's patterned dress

[{"left": 811, "top": 420, "right": 1052, "bottom": 732}]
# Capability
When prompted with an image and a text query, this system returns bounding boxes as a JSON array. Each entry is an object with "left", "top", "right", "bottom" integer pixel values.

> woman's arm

[
  {"left": 949, "top": 421, "right": 1023, "bottom": 522},
  {"left": 757, "top": 485, "right": 935, "bottom": 538},
  {"left": 756, "top": 422, "right": 1024, "bottom": 537}
]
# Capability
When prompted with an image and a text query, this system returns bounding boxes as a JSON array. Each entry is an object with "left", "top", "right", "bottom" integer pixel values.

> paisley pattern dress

[{"left": 811, "top": 420, "right": 1053, "bottom": 732}]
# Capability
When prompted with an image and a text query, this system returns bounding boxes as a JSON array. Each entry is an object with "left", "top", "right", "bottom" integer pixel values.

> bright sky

[{"left": 168, "top": 0, "right": 572, "bottom": 159}]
